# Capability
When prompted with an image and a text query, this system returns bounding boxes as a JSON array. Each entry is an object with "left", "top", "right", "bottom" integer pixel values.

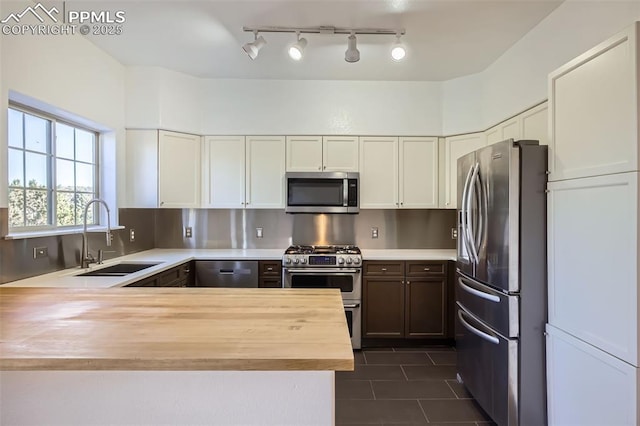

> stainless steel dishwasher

[{"left": 194, "top": 260, "right": 259, "bottom": 288}]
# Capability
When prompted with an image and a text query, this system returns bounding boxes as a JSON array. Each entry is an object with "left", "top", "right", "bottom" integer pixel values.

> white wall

[
  {"left": 0, "top": 0, "right": 126, "bottom": 211},
  {"left": 442, "top": 73, "right": 484, "bottom": 135},
  {"left": 126, "top": 69, "right": 443, "bottom": 136}
]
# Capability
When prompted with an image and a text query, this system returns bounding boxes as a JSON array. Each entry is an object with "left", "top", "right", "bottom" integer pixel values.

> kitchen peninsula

[{"left": 0, "top": 287, "right": 353, "bottom": 425}]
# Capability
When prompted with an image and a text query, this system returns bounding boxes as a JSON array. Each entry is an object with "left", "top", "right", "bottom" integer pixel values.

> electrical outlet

[
  {"left": 371, "top": 227, "right": 379, "bottom": 239},
  {"left": 33, "top": 246, "right": 47, "bottom": 259},
  {"left": 185, "top": 227, "right": 193, "bottom": 238},
  {"left": 451, "top": 228, "right": 458, "bottom": 239},
  {"left": 256, "top": 227, "right": 263, "bottom": 238},
  {"left": 129, "top": 229, "right": 136, "bottom": 242}
]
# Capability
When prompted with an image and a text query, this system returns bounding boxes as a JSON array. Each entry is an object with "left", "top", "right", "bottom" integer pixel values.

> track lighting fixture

[
  {"left": 288, "top": 32, "right": 307, "bottom": 61},
  {"left": 390, "top": 33, "right": 406, "bottom": 61},
  {"left": 242, "top": 26, "right": 406, "bottom": 63},
  {"left": 344, "top": 32, "right": 360, "bottom": 63},
  {"left": 242, "top": 31, "right": 266, "bottom": 60}
]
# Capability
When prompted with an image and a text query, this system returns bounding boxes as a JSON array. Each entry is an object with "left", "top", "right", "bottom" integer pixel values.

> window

[{"left": 8, "top": 106, "right": 99, "bottom": 230}]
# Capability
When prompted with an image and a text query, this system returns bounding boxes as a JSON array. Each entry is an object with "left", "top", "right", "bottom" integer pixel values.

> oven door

[
  {"left": 343, "top": 302, "right": 362, "bottom": 350},
  {"left": 283, "top": 268, "right": 361, "bottom": 300}
]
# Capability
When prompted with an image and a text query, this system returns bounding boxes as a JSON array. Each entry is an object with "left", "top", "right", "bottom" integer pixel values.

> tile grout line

[
  {"left": 444, "top": 379, "right": 460, "bottom": 399},
  {"left": 417, "top": 398, "right": 431, "bottom": 424},
  {"left": 368, "top": 380, "right": 376, "bottom": 400},
  {"left": 399, "top": 364, "right": 409, "bottom": 381}
]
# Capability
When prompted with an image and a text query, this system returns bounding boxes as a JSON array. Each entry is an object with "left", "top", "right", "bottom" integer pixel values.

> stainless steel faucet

[{"left": 81, "top": 198, "right": 112, "bottom": 268}]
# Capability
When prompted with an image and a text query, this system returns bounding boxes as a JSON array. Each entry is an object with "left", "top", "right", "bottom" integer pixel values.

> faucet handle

[
  {"left": 106, "top": 231, "right": 113, "bottom": 247},
  {"left": 97, "top": 250, "right": 116, "bottom": 264}
]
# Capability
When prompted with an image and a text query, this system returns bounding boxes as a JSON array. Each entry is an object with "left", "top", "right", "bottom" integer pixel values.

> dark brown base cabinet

[
  {"left": 363, "top": 260, "right": 448, "bottom": 340},
  {"left": 125, "top": 261, "right": 194, "bottom": 288},
  {"left": 258, "top": 260, "right": 282, "bottom": 288}
]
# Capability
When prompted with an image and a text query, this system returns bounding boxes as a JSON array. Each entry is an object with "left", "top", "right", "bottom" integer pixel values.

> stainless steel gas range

[{"left": 283, "top": 245, "right": 362, "bottom": 349}]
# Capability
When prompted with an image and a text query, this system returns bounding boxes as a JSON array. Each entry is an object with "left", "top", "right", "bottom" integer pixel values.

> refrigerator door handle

[
  {"left": 466, "top": 163, "right": 480, "bottom": 263},
  {"left": 458, "top": 309, "right": 500, "bottom": 345},
  {"left": 474, "top": 169, "right": 485, "bottom": 254},
  {"left": 458, "top": 278, "right": 500, "bottom": 303},
  {"left": 460, "top": 165, "right": 474, "bottom": 259}
]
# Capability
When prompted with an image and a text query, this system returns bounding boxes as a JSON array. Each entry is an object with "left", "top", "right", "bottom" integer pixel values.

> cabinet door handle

[
  {"left": 424, "top": 268, "right": 430, "bottom": 271},
  {"left": 267, "top": 267, "right": 273, "bottom": 271},
  {"left": 160, "top": 201, "right": 165, "bottom": 206},
  {"left": 407, "top": 281, "right": 410, "bottom": 285},
  {"left": 381, "top": 268, "right": 387, "bottom": 272},
  {"left": 323, "top": 165, "right": 326, "bottom": 170},
  {"left": 318, "top": 166, "right": 321, "bottom": 170},
  {"left": 183, "top": 268, "right": 190, "bottom": 274}
]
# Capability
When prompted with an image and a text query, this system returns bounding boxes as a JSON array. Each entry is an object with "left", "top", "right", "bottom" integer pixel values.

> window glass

[
  {"left": 56, "top": 159, "right": 75, "bottom": 191},
  {"left": 25, "top": 152, "right": 48, "bottom": 189},
  {"left": 25, "top": 189, "right": 48, "bottom": 226},
  {"left": 55, "top": 123, "right": 75, "bottom": 160},
  {"left": 75, "top": 129, "right": 95, "bottom": 163},
  {"left": 24, "top": 114, "right": 49, "bottom": 153},
  {"left": 8, "top": 148, "right": 23, "bottom": 186},
  {"left": 8, "top": 109, "right": 23, "bottom": 148}
]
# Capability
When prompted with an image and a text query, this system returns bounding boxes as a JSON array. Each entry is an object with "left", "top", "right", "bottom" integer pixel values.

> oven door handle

[
  {"left": 343, "top": 303, "right": 360, "bottom": 309},
  {"left": 284, "top": 268, "right": 361, "bottom": 274}
]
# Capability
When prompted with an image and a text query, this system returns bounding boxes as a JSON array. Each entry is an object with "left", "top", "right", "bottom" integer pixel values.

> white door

[
  {"left": 440, "top": 133, "right": 485, "bottom": 209},
  {"left": 158, "top": 130, "right": 200, "bottom": 208},
  {"left": 322, "top": 136, "right": 359, "bottom": 172},
  {"left": 521, "top": 102, "right": 548, "bottom": 145},
  {"left": 202, "top": 136, "right": 245, "bottom": 208},
  {"left": 246, "top": 136, "right": 286, "bottom": 208},
  {"left": 546, "top": 324, "right": 638, "bottom": 426},
  {"left": 285, "top": 136, "right": 322, "bottom": 172},
  {"left": 547, "top": 172, "right": 638, "bottom": 366},
  {"left": 399, "top": 137, "right": 438, "bottom": 208},
  {"left": 359, "top": 136, "right": 398, "bottom": 208},
  {"left": 549, "top": 24, "right": 638, "bottom": 181}
]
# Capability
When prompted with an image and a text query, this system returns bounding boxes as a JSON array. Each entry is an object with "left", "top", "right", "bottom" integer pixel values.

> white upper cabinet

[
  {"left": 246, "top": 136, "right": 286, "bottom": 209},
  {"left": 286, "top": 135, "right": 358, "bottom": 172},
  {"left": 359, "top": 136, "right": 399, "bottom": 208},
  {"left": 501, "top": 116, "right": 521, "bottom": 141},
  {"left": 323, "top": 136, "right": 359, "bottom": 172},
  {"left": 202, "top": 136, "right": 245, "bottom": 208},
  {"left": 485, "top": 126, "right": 502, "bottom": 146},
  {"left": 521, "top": 102, "right": 549, "bottom": 145},
  {"left": 158, "top": 130, "right": 200, "bottom": 208},
  {"left": 549, "top": 23, "right": 639, "bottom": 181},
  {"left": 399, "top": 137, "right": 439, "bottom": 208},
  {"left": 286, "top": 136, "right": 323, "bottom": 171},
  {"left": 439, "top": 133, "right": 485, "bottom": 209},
  {"left": 125, "top": 129, "right": 158, "bottom": 208}
]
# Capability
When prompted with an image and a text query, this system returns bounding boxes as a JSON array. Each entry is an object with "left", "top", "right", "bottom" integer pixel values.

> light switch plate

[
  {"left": 371, "top": 227, "right": 379, "bottom": 239},
  {"left": 185, "top": 227, "right": 193, "bottom": 238},
  {"left": 129, "top": 229, "right": 136, "bottom": 242},
  {"left": 451, "top": 228, "right": 458, "bottom": 239},
  {"left": 256, "top": 227, "right": 263, "bottom": 238}
]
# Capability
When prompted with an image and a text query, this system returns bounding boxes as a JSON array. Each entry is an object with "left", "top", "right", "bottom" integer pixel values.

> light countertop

[
  {"left": 0, "top": 287, "right": 354, "bottom": 371},
  {"left": 2, "top": 248, "right": 456, "bottom": 288}
]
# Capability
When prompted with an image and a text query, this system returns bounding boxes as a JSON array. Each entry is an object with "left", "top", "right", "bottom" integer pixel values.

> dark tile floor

[{"left": 335, "top": 347, "right": 495, "bottom": 425}]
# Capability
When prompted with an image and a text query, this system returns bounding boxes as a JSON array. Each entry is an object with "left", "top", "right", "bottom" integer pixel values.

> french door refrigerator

[{"left": 455, "top": 139, "right": 547, "bottom": 426}]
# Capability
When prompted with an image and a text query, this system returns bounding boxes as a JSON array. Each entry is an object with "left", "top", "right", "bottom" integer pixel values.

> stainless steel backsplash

[{"left": 0, "top": 207, "right": 455, "bottom": 283}]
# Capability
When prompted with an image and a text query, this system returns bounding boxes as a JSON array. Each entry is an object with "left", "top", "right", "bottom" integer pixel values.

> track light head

[
  {"left": 243, "top": 31, "right": 266, "bottom": 60},
  {"left": 288, "top": 32, "right": 307, "bottom": 61},
  {"left": 391, "top": 34, "right": 406, "bottom": 61},
  {"left": 345, "top": 33, "right": 360, "bottom": 63}
]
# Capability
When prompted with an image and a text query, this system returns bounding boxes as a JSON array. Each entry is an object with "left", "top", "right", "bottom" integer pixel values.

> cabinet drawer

[
  {"left": 156, "top": 268, "right": 181, "bottom": 287},
  {"left": 363, "top": 261, "right": 404, "bottom": 276},
  {"left": 126, "top": 276, "right": 156, "bottom": 287},
  {"left": 260, "top": 261, "right": 282, "bottom": 276},
  {"left": 406, "top": 261, "right": 446, "bottom": 277},
  {"left": 259, "top": 277, "right": 282, "bottom": 288}
]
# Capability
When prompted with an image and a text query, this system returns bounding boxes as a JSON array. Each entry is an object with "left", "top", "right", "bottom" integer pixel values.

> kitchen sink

[{"left": 76, "top": 262, "right": 161, "bottom": 277}]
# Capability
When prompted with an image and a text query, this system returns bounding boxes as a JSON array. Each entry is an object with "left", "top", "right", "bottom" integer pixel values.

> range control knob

[
  {"left": 301, "top": 258, "right": 307, "bottom": 264},
  {"left": 285, "top": 257, "right": 292, "bottom": 265},
  {"left": 338, "top": 257, "right": 345, "bottom": 265},
  {"left": 353, "top": 257, "right": 361, "bottom": 265},
  {"left": 293, "top": 258, "right": 300, "bottom": 264},
  {"left": 346, "top": 257, "right": 353, "bottom": 264}
]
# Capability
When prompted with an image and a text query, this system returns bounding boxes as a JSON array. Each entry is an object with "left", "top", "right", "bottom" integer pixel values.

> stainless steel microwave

[{"left": 285, "top": 172, "right": 359, "bottom": 213}]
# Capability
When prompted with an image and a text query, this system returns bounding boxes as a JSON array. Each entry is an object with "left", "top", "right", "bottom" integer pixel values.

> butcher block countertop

[{"left": 0, "top": 287, "right": 354, "bottom": 372}]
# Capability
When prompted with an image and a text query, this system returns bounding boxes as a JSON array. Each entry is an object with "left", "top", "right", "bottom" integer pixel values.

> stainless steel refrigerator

[{"left": 455, "top": 139, "right": 547, "bottom": 426}]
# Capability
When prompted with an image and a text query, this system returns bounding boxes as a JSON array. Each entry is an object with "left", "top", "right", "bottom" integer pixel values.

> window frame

[{"left": 7, "top": 103, "right": 101, "bottom": 232}]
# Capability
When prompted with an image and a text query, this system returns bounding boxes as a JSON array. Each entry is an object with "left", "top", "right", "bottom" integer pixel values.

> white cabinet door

[
  {"left": 246, "top": 136, "right": 286, "bottom": 209},
  {"left": 399, "top": 137, "right": 438, "bottom": 208},
  {"left": 521, "top": 102, "right": 548, "bottom": 145},
  {"left": 549, "top": 23, "right": 638, "bottom": 181},
  {"left": 546, "top": 324, "right": 638, "bottom": 426},
  {"left": 440, "top": 133, "right": 485, "bottom": 209},
  {"left": 359, "top": 136, "right": 398, "bottom": 208},
  {"left": 158, "top": 130, "right": 200, "bottom": 208},
  {"left": 285, "top": 136, "right": 322, "bottom": 172},
  {"left": 485, "top": 125, "right": 501, "bottom": 145},
  {"left": 125, "top": 129, "right": 158, "bottom": 208},
  {"left": 500, "top": 116, "right": 521, "bottom": 141},
  {"left": 322, "top": 136, "right": 359, "bottom": 172},
  {"left": 202, "top": 136, "right": 245, "bottom": 208},
  {"left": 548, "top": 173, "right": 638, "bottom": 366}
]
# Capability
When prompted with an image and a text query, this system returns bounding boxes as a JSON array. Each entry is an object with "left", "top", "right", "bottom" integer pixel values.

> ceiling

[{"left": 76, "top": 0, "right": 564, "bottom": 81}]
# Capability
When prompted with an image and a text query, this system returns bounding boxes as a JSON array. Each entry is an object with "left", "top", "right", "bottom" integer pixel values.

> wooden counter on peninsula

[{"left": 0, "top": 287, "right": 353, "bottom": 425}]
